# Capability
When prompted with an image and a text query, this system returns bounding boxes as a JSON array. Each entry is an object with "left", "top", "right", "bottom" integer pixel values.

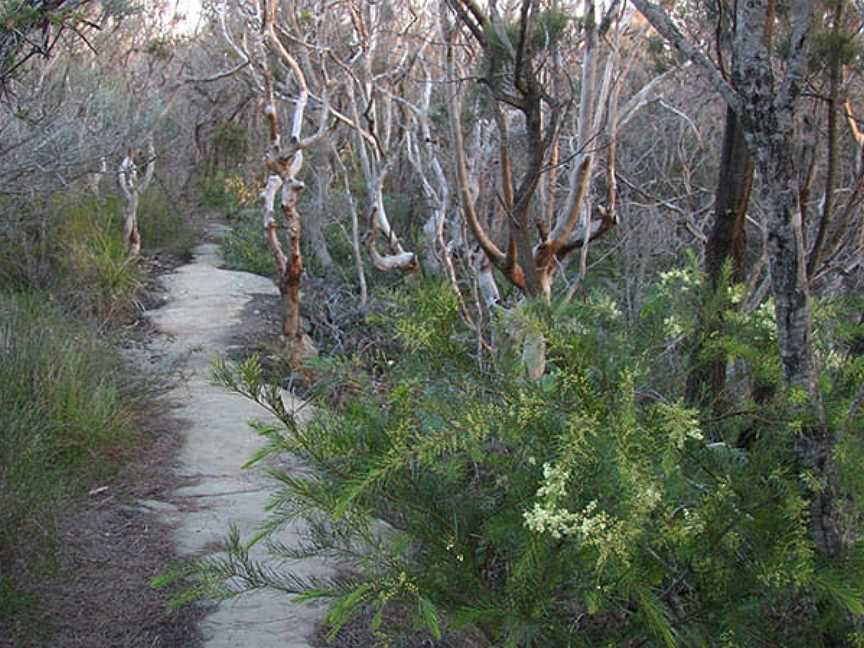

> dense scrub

[
  {"left": 178, "top": 275, "right": 864, "bottom": 647},
  {"left": 0, "top": 191, "right": 193, "bottom": 316}
]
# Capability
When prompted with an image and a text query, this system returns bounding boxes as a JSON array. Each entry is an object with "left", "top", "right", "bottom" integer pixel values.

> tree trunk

[
  {"left": 123, "top": 194, "right": 142, "bottom": 256},
  {"left": 686, "top": 107, "right": 754, "bottom": 408},
  {"left": 807, "top": 0, "right": 844, "bottom": 278},
  {"left": 308, "top": 162, "right": 334, "bottom": 273},
  {"left": 280, "top": 180, "right": 306, "bottom": 359},
  {"left": 118, "top": 138, "right": 155, "bottom": 257},
  {"left": 706, "top": 108, "right": 754, "bottom": 287},
  {"left": 631, "top": 0, "right": 843, "bottom": 563},
  {"left": 761, "top": 134, "right": 843, "bottom": 556}
]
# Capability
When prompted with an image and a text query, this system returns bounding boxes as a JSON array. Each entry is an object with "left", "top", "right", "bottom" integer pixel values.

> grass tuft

[{"left": 0, "top": 292, "right": 137, "bottom": 621}]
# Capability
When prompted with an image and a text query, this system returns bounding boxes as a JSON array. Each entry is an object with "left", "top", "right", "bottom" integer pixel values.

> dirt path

[{"left": 148, "top": 227, "right": 327, "bottom": 647}]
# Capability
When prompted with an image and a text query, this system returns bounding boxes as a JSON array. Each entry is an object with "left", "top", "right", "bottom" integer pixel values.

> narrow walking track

[{"left": 147, "top": 227, "right": 327, "bottom": 647}]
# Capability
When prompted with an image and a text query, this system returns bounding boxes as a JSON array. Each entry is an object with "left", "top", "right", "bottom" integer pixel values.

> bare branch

[{"left": 629, "top": 0, "right": 740, "bottom": 113}]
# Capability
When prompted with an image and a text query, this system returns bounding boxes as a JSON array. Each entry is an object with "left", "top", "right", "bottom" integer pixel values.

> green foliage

[
  {"left": 145, "top": 35, "right": 176, "bottom": 61},
  {"left": 0, "top": 292, "right": 136, "bottom": 635},
  {"left": 305, "top": 219, "right": 354, "bottom": 281},
  {"left": 0, "top": 1, "right": 41, "bottom": 30},
  {"left": 198, "top": 171, "right": 253, "bottom": 214},
  {"left": 0, "top": 576, "right": 31, "bottom": 618},
  {"left": 646, "top": 34, "right": 677, "bottom": 73},
  {"left": 1, "top": 190, "right": 192, "bottom": 317},
  {"left": 213, "top": 121, "right": 248, "bottom": 164},
  {"left": 175, "top": 274, "right": 864, "bottom": 646},
  {"left": 484, "top": 8, "right": 571, "bottom": 60},
  {"left": 812, "top": 28, "right": 862, "bottom": 66},
  {"left": 480, "top": 8, "right": 572, "bottom": 99},
  {"left": 220, "top": 210, "right": 274, "bottom": 277},
  {"left": 138, "top": 186, "right": 196, "bottom": 257},
  {"left": 55, "top": 194, "right": 143, "bottom": 317},
  {"left": 0, "top": 574, "right": 46, "bottom": 644}
]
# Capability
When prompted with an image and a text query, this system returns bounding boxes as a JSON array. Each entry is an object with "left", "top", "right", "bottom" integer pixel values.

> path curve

[{"left": 148, "top": 229, "right": 326, "bottom": 648}]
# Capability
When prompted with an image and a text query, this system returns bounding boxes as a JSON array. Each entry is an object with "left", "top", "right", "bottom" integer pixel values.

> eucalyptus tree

[
  {"left": 213, "top": 0, "right": 341, "bottom": 362},
  {"left": 117, "top": 136, "right": 155, "bottom": 255},
  {"left": 329, "top": 1, "right": 420, "bottom": 275},
  {"left": 442, "top": 0, "right": 679, "bottom": 305},
  {"left": 442, "top": 0, "right": 618, "bottom": 301}
]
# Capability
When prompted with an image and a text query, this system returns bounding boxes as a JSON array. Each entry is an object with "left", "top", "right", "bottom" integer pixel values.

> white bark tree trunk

[{"left": 117, "top": 137, "right": 155, "bottom": 257}]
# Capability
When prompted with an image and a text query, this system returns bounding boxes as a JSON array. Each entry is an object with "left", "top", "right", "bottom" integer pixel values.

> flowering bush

[{"left": 187, "top": 279, "right": 864, "bottom": 647}]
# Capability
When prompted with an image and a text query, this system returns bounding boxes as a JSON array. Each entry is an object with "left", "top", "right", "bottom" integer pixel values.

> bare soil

[
  {"left": 21, "top": 412, "right": 204, "bottom": 648},
  {"left": 0, "top": 427, "right": 204, "bottom": 648}
]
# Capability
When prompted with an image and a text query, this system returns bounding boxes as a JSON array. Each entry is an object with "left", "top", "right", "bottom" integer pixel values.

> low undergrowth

[
  {"left": 221, "top": 209, "right": 275, "bottom": 278},
  {"left": 0, "top": 292, "right": 139, "bottom": 639},
  {"left": 1, "top": 190, "right": 194, "bottom": 320},
  {"left": 57, "top": 195, "right": 145, "bottom": 319},
  {"left": 169, "top": 276, "right": 864, "bottom": 646},
  {"left": 138, "top": 187, "right": 197, "bottom": 258}
]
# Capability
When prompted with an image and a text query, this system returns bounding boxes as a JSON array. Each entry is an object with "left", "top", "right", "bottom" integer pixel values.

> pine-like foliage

[{"left": 185, "top": 277, "right": 864, "bottom": 647}]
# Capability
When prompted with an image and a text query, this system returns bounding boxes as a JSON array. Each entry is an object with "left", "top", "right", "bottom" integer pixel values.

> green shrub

[
  {"left": 0, "top": 292, "right": 136, "bottom": 621},
  {"left": 212, "top": 121, "right": 249, "bottom": 166},
  {"left": 138, "top": 187, "right": 196, "bottom": 257},
  {"left": 302, "top": 218, "right": 355, "bottom": 281},
  {"left": 198, "top": 171, "right": 254, "bottom": 215},
  {"left": 179, "top": 279, "right": 864, "bottom": 647},
  {"left": 221, "top": 211, "right": 274, "bottom": 277}
]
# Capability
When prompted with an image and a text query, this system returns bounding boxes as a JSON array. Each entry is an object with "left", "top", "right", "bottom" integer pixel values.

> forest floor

[{"left": 139, "top": 223, "right": 330, "bottom": 648}]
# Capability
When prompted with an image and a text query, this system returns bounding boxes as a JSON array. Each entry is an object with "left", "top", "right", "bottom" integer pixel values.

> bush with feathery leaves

[{"left": 176, "top": 277, "right": 864, "bottom": 647}]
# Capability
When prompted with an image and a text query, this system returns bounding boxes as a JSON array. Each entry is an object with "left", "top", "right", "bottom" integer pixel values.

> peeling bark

[{"left": 246, "top": 0, "right": 330, "bottom": 364}]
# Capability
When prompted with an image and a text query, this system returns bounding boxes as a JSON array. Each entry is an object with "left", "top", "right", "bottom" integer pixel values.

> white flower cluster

[
  {"left": 536, "top": 462, "right": 569, "bottom": 498},
  {"left": 671, "top": 412, "right": 703, "bottom": 449},
  {"left": 634, "top": 484, "right": 662, "bottom": 513},
  {"left": 658, "top": 267, "right": 700, "bottom": 290},
  {"left": 656, "top": 402, "right": 704, "bottom": 449},
  {"left": 523, "top": 498, "right": 610, "bottom": 541},
  {"left": 523, "top": 463, "right": 615, "bottom": 544},
  {"left": 588, "top": 293, "right": 623, "bottom": 321},
  {"left": 663, "top": 315, "right": 685, "bottom": 339}
]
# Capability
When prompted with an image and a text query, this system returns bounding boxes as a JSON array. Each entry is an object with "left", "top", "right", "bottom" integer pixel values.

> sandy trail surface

[{"left": 148, "top": 229, "right": 325, "bottom": 648}]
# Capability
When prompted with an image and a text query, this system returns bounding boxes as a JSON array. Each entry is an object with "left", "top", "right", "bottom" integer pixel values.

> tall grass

[
  {"left": 0, "top": 190, "right": 195, "bottom": 319},
  {"left": 0, "top": 186, "right": 194, "bottom": 638},
  {"left": 57, "top": 196, "right": 143, "bottom": 318},
  {"left": 0, "top": 292, "right": 137, "bottom": 624}
]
